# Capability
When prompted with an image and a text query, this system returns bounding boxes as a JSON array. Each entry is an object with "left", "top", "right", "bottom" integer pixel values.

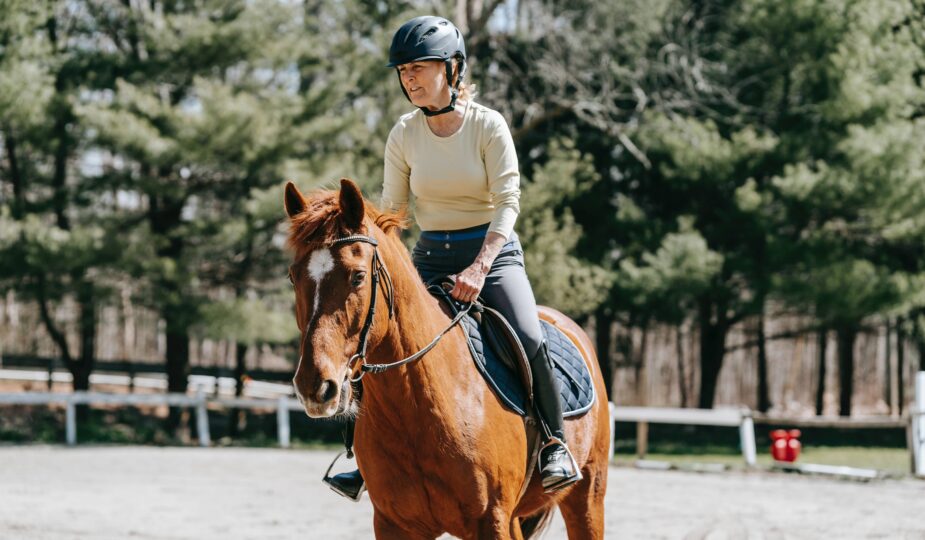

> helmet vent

[
  {"left": 408, "top": 23, "right": 424, "bottom": 41},
  {"left": 419, "top": 27, "right": 438, "bottom": 42}
]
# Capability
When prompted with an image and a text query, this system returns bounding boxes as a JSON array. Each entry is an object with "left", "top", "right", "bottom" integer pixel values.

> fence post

[
  {"left": 636, "top": 421, "right": 649, "bottom": 459},
  {"left": 277, "top": 397, "right": 291, "bottom": 449},
  {"left": 739, "top": 409, "right": 757, "bottom": 467},
  {"left": 65, "top": 395, "right": 76, "bottom": 446},
  {"left": 914, "top": 372, "right": 925, "bottom": 477},
  {"left": 195, "top": 390, "right": 210, "bottom": 447}
]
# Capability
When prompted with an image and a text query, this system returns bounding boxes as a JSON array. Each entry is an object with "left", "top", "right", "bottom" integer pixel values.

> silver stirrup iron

[
  {"left": 322, "top": 450, "right": 366, "bottom": 502},
  {"left": 537, "top": 437, "right": 582, "bottom": 492}
]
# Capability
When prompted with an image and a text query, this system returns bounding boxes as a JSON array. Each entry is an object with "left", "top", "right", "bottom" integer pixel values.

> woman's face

[{"left": 397, "top": 60, "right": 449, "bottom": 110}]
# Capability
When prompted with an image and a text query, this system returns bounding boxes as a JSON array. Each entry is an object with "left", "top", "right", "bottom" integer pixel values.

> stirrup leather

[{"left": 322, "top": 450, "right": 366, "bottom": 502}]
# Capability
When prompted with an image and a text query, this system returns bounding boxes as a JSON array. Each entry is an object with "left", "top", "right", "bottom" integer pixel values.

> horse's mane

[{"left": 286, "top": 189, "right": 407, "bottom": 255}]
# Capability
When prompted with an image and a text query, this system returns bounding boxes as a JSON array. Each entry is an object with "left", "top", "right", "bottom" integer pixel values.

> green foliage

[
  {"left": 519, "top": 140, "right": 614, "bottom": 318},
  {"left": 618, "top": 218, "right": 723, "bottom": 323},
  {"left": 3, "top": 0, "right": 925, "bottom": 412},
  {"left": 0, "top": 1, "right": 52, "bottom": 131},
  {"left": 196, "top": 297, "right": 298, "bottom": 345}
]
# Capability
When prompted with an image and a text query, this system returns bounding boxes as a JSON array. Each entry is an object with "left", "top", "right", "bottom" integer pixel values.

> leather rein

[{"left": 327, "top": 234, "right": 471, "bottom": 382}]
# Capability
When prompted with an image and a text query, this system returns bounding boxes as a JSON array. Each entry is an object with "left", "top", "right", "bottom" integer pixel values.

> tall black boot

[
  {"left": 322, "top": 419, "right": 366, "bottom": 501},
  {"left": 531, "top": 340, "right": 582, "bottom": 492},
  {"left": 324, "top": 468, "right": 365, "bottom": 502}
]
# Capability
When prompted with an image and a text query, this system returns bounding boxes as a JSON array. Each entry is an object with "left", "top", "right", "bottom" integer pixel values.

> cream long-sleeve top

[{"left": 380, "top": 101, "right": 521, "bottom": 240}]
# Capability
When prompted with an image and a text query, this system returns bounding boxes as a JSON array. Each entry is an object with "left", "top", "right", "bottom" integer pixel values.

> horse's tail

[{"left": 519, "top": 507, "right": 555, "bottom": 539}]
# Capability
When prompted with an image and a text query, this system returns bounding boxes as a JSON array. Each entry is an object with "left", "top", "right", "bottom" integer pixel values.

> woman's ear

[
  {"left": 284, "top": 181, "right": 306, "bottom": 218},
  {"left": 338, "top": 178, "right": 365, "bottom": 230}
]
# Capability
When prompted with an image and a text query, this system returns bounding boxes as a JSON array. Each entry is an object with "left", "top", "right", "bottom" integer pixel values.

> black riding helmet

[{"left": 387, "top": 16, "right": 466, "bottom": 117}]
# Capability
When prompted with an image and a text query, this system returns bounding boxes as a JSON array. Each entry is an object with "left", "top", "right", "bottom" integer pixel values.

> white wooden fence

[
  {"left": 913, "top": 372, "right": 925, "bottom": 478},
  {"left": 610, "top": 405, "right": 757, "bottom": 466},
  {"left": 6, "top": 376, "right": 925, "bottom": 478},
  {"left": 0, "top": 391, "right": 301, "bottom": 448},
  {"left": 0, "top": 368, "right": 292, "bottom": 398},
  {"left": 0, "top": 390, "right": 755, "bottom": 464}
]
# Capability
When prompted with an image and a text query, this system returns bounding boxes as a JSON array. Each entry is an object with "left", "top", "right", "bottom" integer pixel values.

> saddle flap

[
  {"left": 424, "top": 279, "right": 595, "bottom": 419},
  {"left": 480, "top": 306, "right": 533, "bottom": 403}
]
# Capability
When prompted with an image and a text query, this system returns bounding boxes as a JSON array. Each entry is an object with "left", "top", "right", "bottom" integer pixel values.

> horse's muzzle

[{"left": 295, "top": 374, "right": 354, "bottom": 419}]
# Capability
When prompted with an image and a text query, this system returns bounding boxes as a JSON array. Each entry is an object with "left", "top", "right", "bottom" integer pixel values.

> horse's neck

[{"left": 361, "top": 250, "right": 473, "bottom": 432}]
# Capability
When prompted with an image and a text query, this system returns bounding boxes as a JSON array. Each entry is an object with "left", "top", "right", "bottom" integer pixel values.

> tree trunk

[
  {"left": 836, "top": 325, "right": 857, "bottom": 417},
  {"left": 594, "top": 307, "right": 614, "bottom": 401},
  {"left": 36, "top": 274, "right": 72, "bottom": 367},
  {"left": 3, "top": 130, "right": 25, "bottom": 218},
  {"left": 165, "top": 309, "right": 190, "bottom": 434},
  {"left": 756, "top": 311, "right": 771, "bottom": 413},
  {"left": 148, "top": 188, "right": 188, "bottom": 432},
  {"left": 165, "top": 317, "right": 190, "bottom": 394},
  {"left": 884, "top": 319, "right": 893, "bottom": 415},
  {"left": 697, "top": 299, "right": 729, "bottom": 409},
  {"left": 51, "top": 111, "right": 71, "bottom": 230},
  {"left": 675, "top": 324, "right": 689, "bottom": 408},
  {"left": 74, "top": 277, "right": 96, "bottom": 392},
  {"left": 635, "top": 324, "right": 649, "bottom": 406},
  {"left": 897, "top": 317, "right": 906, "bottom": 416},
  {"left": 815, "top": 328, "right": 827, "bottom": 416},
  {"left": 229, "top": 341, "right": 248, "bottom": 437}
]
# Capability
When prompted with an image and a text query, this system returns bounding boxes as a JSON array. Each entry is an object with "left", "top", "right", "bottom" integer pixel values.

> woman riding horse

[{"left": 323, "top": 15, "right": 581, "bottom": 500}]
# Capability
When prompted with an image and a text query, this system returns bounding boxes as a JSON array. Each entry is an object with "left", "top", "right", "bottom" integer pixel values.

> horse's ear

[
  {"left": 284, "top": 181, "right": 306, "bottom": 218},
  {"left": 338, "top": 178, "right": 365, "bottom": 230}
]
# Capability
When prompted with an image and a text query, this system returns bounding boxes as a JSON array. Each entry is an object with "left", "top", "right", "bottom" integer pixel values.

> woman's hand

[
  {"left": 450, "top": 231, "right": 507, "bottom": 303},
  {"left": 450, "top": 261, "right": 489, "bottom": 303}
]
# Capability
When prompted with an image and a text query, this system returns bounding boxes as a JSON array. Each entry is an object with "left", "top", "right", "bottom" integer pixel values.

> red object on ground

[{"left": 770, "top": 429, "right": 802, "bottom": 462}]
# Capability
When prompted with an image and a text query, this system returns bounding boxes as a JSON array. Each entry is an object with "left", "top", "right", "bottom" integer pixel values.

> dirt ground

[{"left": 0, "top": 446, "right": 922, "bottom": 540}]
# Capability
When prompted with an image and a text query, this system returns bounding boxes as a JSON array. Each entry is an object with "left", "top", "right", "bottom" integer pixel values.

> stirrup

[
  {"left": 321, "top": 450, "right": 366, "bottom": 502},
  {"left": 538, "top": 437, "right": 582, "bottom": 493}
]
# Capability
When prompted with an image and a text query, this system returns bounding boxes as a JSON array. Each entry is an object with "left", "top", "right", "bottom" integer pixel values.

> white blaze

[{"left": 307, "top": 248, "right": 335, "bottom": 323}]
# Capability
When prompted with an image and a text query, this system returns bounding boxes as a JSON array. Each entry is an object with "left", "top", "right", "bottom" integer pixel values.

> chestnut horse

[{"left": 284, "top": 179, "right": 609, "bottom": 539}]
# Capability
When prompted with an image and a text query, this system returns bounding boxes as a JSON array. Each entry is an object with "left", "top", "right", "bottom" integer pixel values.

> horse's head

[{"left": 284, "top": 179, "right": 403, "bottom": 418}]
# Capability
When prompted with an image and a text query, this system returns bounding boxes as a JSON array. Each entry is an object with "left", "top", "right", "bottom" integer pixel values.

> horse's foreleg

[
  {"left": 557, "top": 464, "right": 607, "bottom": 540},
  {"left": 373, "top": 510, "right": 435, "bottom": 540}
]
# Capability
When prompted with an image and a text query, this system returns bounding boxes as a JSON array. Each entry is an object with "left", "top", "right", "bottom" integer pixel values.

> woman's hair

[{"left": 453, "top": 59, "right": 477, "bottom": 101}]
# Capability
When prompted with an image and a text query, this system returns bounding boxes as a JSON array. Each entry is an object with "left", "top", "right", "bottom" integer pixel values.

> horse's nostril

[{"left": 317, "top": 379, "right": 339, "bottom": 403}]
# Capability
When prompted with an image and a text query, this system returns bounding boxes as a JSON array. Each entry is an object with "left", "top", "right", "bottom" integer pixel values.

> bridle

[
  {"left": 324, "top": 234, "right": 394, "bottom": 382},
  {"left": 323, "top": 233, "right": 471, "bottom": 383}
]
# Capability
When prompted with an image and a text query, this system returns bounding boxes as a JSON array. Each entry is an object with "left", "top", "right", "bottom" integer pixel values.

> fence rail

[
  {"left": 0, "top": 391, "right": 301, "bottom": 448},
  {"left": 611, "top": 406, "right": 757, "bottom": 466},
  {"left": 0, "top": 368, "right": 292, "bottom": 399},
  {"left": 914, "top": 372, "right": 925, "bottom": 477},
  {"left": 3, "top": 382, "right": 924, "bottom": 478},
  {"left": 0, "top": 392, "right": 757, "bottom": 463}
]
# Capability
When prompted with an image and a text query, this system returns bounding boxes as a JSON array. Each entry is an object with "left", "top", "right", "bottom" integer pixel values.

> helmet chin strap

[
  {"left": 420, "top": 89, "right": 459, "bottom": 117},
  {"left": 397, "top": 59, "right": 466, "bottom": 117}
]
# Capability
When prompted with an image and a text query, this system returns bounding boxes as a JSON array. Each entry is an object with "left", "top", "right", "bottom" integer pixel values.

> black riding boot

[
  {"left": 322, "top": 419, "right": 366, "bottom": 502},
  {"left": 324, "top": 468, "right": 365, "bottom": 501},
  {"left": 531, "top": 340, "right": 582, "bottom": 492}
]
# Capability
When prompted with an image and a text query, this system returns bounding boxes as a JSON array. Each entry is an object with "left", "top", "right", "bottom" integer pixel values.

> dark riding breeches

[{"left": 411, "top": 228, "right": 544, "bottom": 359}]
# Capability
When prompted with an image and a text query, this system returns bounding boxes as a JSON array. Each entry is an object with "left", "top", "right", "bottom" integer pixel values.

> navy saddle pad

[{"left": 460, "top": 313, "right": 596, "bottom": 418}]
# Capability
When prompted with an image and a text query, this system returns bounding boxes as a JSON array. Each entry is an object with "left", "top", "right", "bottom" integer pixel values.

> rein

[{"left": 325, "top": 234, "right": 470, "bottom": 382}]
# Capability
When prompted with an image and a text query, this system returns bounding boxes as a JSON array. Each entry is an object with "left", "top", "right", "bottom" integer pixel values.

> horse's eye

[{"left": 352, "top": 271, "right": 367, "bottom": 287}]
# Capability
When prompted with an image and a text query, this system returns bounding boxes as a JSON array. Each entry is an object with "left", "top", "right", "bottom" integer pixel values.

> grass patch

[{"left": 613, "top": 446, "right": 911, "bottom": 475}]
